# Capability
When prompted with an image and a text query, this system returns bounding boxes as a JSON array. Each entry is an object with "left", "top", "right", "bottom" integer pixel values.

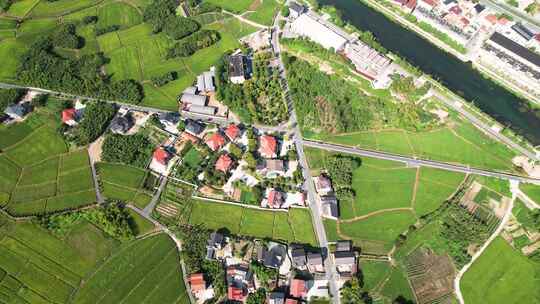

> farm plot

[
  {"left": 204, "top": 0, "right": 255, "bottom": 13},
  {"left": 0, "top": 39, "right": 29, "bottom": 81},
  {"left": 5, "top": 0, "right": 40, "bottom": 17},
  {"left": 96, "top": 1, "right": 142, "bottom": 30},
  {"left": 29, "top": 0, "right": 99, "bottom": 17},
  {"left": 97, "top": 162, "right": 154, "bottom": 209},
  {"left": 413, "top": 167, "right": 464, "bottom": 217},
  {"left": 6, "top": 149, "right": 96, "bottom": 216},
  {"left": 189, "top": 200, "right": 317, "bottom": 245},
  {"left": 0, "top": 215, "right": 118, "bottom": 304},
  {"left": 461, "top": 237, "right": 540, "bottom": 304},
  {"left": 4, "top": 127, "right": 67, "bottom": 167},
  {"left": 520, "top": 183, "right": 540, "bottom": 205},
  {"left": 72, "top": 233, "right": 187, "bottom": 304}
]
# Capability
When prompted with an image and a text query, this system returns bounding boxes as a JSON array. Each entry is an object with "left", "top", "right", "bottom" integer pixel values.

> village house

[
  {"left": 290, "top": 246, "right": 307, "bottom": 269},
  {"left": 256, "top": 242, "right": 288, "bottom": 269},
  {"left": 289, "top": 278, "right": 308, "bottom": 299},
  {"left": 306, "top": 252, "right": 325, "bottom": 273},
  {"left": 314, "top": 175, "right": 333, "bottom": 195},
  {"left": 206, "top": 132, "right": 226, "bottom": 151},
  {"left": 185, "top": 120, "right": 205, "bottom": 137},
  {"left": 215, "top": 154, "right": 234, "bottom": 173},
  {"left": 61, "top": 108, "right": 79, "bottom": 126},
  {"left": 4, "top": 103, "right": 28, "bottom": 120},
  {"left": 229, "top": 54, "right": 247, "bottom": 84},
  {"left": 290, "top": 10, "right": 350, "bottom": 51},
  {"left": 110, "top": 115, "right": 134, "bottom": 134},
  {"left": 285, "top": 299, "right": 299, "bottom": 304},
  {"left": 206, "top": 231, "right": 225, "bottom": 260},
  {"left": 259, "top": 135, "right": 278, "bottom": 158},
  {"left": 333, "top": 241, "right": 357, "bottom": 278},
  {"left": 288, "top": 1, "right": 305, "bottom": 19},
  {"left": 158, "top": 112, "right": 180, "bottom": 133},
  {"left": 226, "top": 263, "right": 254, "bottom": 303},
  {"left": 224, "top": 124, "right": 241, "bottom": 141},
  {"left": 196, "top": 68, "right": 216, "bottom": 93},
  {"left": 261, "top": 159, "right": 286, "bottom": 178},
  {"left": 150, "top": 147, "right": 172, "bottom": 174},
  {"left": 264, "top": 189, "right": 284, "bottom": 209},
  {"left": 320, "top": 195, "right": 339, "bottom": 219},
  {"left": 188, "top": 273, "right": 214, "bottom": 302},
  {"left": 268, "top": 292, "right": 286, "bottom": 304},
  {"left": 181, "top": 131, "right": 199, "bottom": 144}
]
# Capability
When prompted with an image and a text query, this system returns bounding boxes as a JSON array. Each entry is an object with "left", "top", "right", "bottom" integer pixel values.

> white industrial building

[{"left": 290, "top": 11, "right": 350, "bottom": 51}]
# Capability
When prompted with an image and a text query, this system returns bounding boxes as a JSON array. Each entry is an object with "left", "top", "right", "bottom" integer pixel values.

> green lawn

[
  {"left": 461, "top": 237, "right": 540, "bottom": 304},
  {"left": 380, "top": 268, "right": 415, "bottom": 303},
  {"left": 18, "top": 157, "right": 59, "bottom": 186},
  {"left": 520, "top": 183, "right": 540, "bottom": 205},
  {"left": 128, "top": 208, "right": 155, "bottom": 236},
  {"left": 360, "top": 260, "right": 392, "bottom": 291},
  {"left": 189, "top": 200, "right": 318, "bottom": 245},
  {"left": 183, "top": 146, "right": 202, "bottom": 167},
  {"left": 73, "top": 233, "right": 187, "bottom": 304},
  {"left": 97, "top": 162, "right": 147, "bottom": 189},
  {"left": 339, "top": 210, "right": 416, "bottom": 244},
  {"left": 310, "top": 119, "right": 517, "bottom": 172},
  {"left": 5, "top": 127, "right": 67, "bottom": 167},
  {"left": 6, "top": 0, "right": 40, "bottom": 17},
  {"left": 29, "top": 0, "right": 99, "bottom": 17},
  {"left": 0, "top": 38, "right": 29, "bottom": 81},
  {"left": 204, "top": 0, "right": 255, "bottom": 13},
  {"left": 244, "top": 0, "right": 281, "bottom": 26},
  {"left": 413, "top": 167, "right": 464, "bottom": 217}
]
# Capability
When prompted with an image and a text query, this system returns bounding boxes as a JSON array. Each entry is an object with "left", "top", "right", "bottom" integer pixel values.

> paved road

[
  {"left": 304, "top": 140, "right": 540, "bottom": 183},
  {"left": 271, "top": 17, "right": 341, "bottom": 303},
  {"left": 479, "top": 0, "right": 540, "bottom": 31},
  {"left": 431, "top": 89, "right": 539, "bottom": 162}
]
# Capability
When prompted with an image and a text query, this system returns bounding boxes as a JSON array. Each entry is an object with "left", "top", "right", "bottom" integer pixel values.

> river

[{"left": 319, "top": 0, "right": 540, "bottom": 146}]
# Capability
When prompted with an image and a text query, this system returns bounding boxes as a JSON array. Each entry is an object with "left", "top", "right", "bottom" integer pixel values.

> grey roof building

[
  {"left": 268, "top": 292, "right": 285, "bottom": 304},
  {"left": 158, "top": 112, "right": 180, "bottom": 126},
  {"left": 4, "top": 104, "right": 27, "bottom": 119},
  {"left": 207, "top": 231, "right": 224, "bottom": 249},
  {"left": 180, "top": 93, "right": 207, "bottom": 106},
  {"left": 183, "top": 86, "right": 197, "bottom": 95},
  {"left": 307, "top": 252, "right": 323, "bottom": 267},
  {"left": 185, "top": 120, "right": 205, "bottom": 135},
  {"left": 289, "top": 1, "right": 305, "bottom": 18},
  {"left": 511, "top": 22, "right": 535, "bottom": 41},
  {"left": 228, "top": 54, "right": 247, "bottom": 84},
  {"left": 321, "top": 195, "right": 339, "bottom": 218},
  {"left": 336, "top": 240, "right": 352, "bottom": 252},
  {"left": 334, "top": 251, "right": 356, "bottom": 266},
  {"left": 110, "top": 115, "right": 133, "bottom": 134},
  {"left": 291, "top": 247, "right": 307, "bottom": 267},
  {"left": 189, "top": 105, "right": 216, "bottom": 116}
]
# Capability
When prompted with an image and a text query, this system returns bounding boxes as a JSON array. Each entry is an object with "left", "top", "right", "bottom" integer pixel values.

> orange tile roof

[
  {"left": 290, "top": 279, "right": 306, "bottom": 298},
  {"left": 225, "top": 124, "right": 240, "bottom": 140},
  {"left": 206, "top": 133, "right": 226, "bottom": 151},
  {"left": 189, "top": 273, "right": 206, "bottom": 292},
  {"left": 215, "top": 154, "right": 233, "bottom": 173},
  {"left": 259, "top": 135, "right": 277, "bottom": 158},
  {"left": 61, "top": 108, "right": 77, "bottom": 124},
  {"left": 181, "top": 132, "right": 199, "bottom": 143},
  {"left": 153, "top": 147, "right": 170, "bottom": 165}
]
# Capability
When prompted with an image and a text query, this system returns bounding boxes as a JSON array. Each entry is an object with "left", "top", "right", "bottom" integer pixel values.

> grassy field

[
  {"left": 96, "top": 2, "right": 143, "bottom": 30},
  {"left": 244, "top": 0, "right": 281, "bottom": 25},
  {"left": 309, "top": 119, "right": 517, "bottom": 172},
  {"left": 204, "top": 0, "right": 255, "bottom": 13},
  {"left": 339, "top": 210, "right": 416, "bottom": 244},
  {"left": 188, "top": 200, "right": 318, "bottom": 245},
  {"left": 73, "top": 233, "right": 188, "bottom": 304},
  {"left": 0, "top": 215, "right": 119, "bottom": 304},
  {"left": 520, "top": 183, "right": 540, "bottom": 205},
  {"left": 461, "top": 237, "right": 540, "bottom": 304},
  {"left": 97, "top": 162, "right": 153, "bottom": 209}
]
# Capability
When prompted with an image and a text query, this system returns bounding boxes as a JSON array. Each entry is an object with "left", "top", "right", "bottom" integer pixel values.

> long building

[
  {"left": 344, "top": 42, "right": 393, "bottom": 80},
  {"left": 487, "top": 32, "right": 540, "bottom": 72},
  {"left": 290, "top": 11, "right": 351, "bottom": 51}
]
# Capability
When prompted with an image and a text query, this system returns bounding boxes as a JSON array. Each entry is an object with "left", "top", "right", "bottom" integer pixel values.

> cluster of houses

[
  {"left": 285, "top": 2, "right": 404, "bottom": 88},
  {"left": 180, "top": 67, "right": 231, "bottom": 119},
  {"left": 188, "top": 231, "right": 359, "bottom": 303}
]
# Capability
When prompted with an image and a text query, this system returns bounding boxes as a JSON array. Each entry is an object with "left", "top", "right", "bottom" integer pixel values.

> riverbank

[
  {"left": 349, "top": 0, "right": 540, "bottom": 106},
  {"left": 318, "top": 0, "right": 540, "bottom": 146}
]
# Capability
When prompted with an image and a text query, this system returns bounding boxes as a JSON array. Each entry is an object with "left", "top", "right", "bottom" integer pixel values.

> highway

[
  {"left": 271, "top": 16, "right": 342, "bottom": 304},
  {"left": 431, "top": 89, "right": 539, "bottom": 162},
  {"left": 304, "top": 140, "right": 540, "bottom": 183}
]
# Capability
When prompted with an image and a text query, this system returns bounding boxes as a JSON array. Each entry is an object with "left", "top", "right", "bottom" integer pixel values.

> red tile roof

[
  {"left": 259, "top": 135, "right": 277, "bottom": 158},
  {"left": 268, "top": 190, "right": 283, "bottom": 208},
  {"left": 61, "top": 108, "right": 77, "bottom": 124},
  {"left": 484, "top": 14, "right": 497, "bottom": 25},
  {"left": 535, "top": 33, "right": 540, "bottom": 42},
  {"left": 206, "top": 133, "right": 226, "bottom": 151},
  {"left": 460, "top": 17, "right": 470, "bottom": 26},
  {"left": 181, "top": 132, "right": 199, "bottom": 143},
  {"left": 188, "top": 273, "right": 206, "bottom": 292},
  {"left": 498, "top": 17, "right": 509, "bottom": 25},
  {"left": 285, "top": 299, "right": 299, "bottom": 304},
  {"left": 225, "top": 124, "right": 240, "bottom": 140},
  {"left": 153, "top": 147, "right": 170, "bottom": 165},
  {"left": 449, "top": 5, "right": 462, "bottom": 15},
  {"left": 405, "top": 0, "right": 417, "bottom": 9},
  {"left": 228, "top": 286, "right": 246, "bottom": 302},
  {"left": 421, "top": 0, "right": 438, "bottom": 7},
  {"left": 215, "top": 154, "right": 233, "bottom": 173},
  {"left": 290, "top": 279, "right": 307, "bottom": 298}
]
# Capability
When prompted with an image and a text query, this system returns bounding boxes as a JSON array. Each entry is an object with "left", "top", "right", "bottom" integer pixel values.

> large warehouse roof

[{"left": 290, "top": 13, "right": 349, "bottom": 50}]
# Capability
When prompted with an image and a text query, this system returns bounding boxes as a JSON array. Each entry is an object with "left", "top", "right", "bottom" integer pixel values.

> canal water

[{"left": 318, "top": 0, "right": 540, "bottom": 146}]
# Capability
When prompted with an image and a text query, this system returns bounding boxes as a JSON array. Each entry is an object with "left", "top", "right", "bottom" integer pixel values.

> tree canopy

[
  {"left": 72, "top": 101, "right": 116, "bottom": 145},
  {"left": 101, "top": 133, "right": 154, "bottom": 168}
]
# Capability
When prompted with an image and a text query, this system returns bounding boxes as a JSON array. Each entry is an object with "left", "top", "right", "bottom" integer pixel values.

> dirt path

[
  {"left": 453, "top": 180, "right": 517, "bottom": 304},
  {"left": 410, "top": 167, "right": 420, "bottom": 212},
  {"left": 339, "top": 208, "right": 413, "bottom": 223}
]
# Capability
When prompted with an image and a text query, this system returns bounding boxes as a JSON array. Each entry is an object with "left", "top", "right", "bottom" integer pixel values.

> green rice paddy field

[
  {"left": 97, "top": 162, "right": 154, "bottom": 209},
  {"left": 306, "top": 147, "right": 464, "bottom": 253},
  {"left": 188, "top": 200, "right": 318, "bottom": 245},
  {"left": 1, "top": 0, "right": 258, "bottom": 111},
  {"left": 461, "top": 237, "right": 540, "bottom": 304},
  {"left": 0, "top": 214, "right": 187, "bottom": 304},
  {"left": 0, "top": 111, "right": 97, "bottom": 216}
]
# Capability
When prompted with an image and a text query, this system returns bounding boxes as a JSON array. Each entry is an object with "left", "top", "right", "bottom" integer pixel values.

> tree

[
  {"left": 73, "top": 101, "right": 116, "bottom": 145},
  {"left": 51, "top": 23, "right": 83, "bottom": 49},
  {"left": 31, "top": 94, "right": 48, "bottom": 107},
  {"left": 101, "top": 133, "right": 154, "bottom": 168},
  {"left": 244, "top": 152, "right": 257, "bottom": 169},
  {"left": 162, "top": 16, "right": 199, "bottom": 40},
  {"left": 246, "top": 288, "right": 266, "bottom": 304},
  {"left": 341, "top": 277, "right": 372, "bottom": 304},
  {"left": 166, "top": 30, "right": 220, "bottom": 59},
  {"left": 82, "top": 202, "right": 135, "bottom": 241},
  {"left": 0, "top": 0, "right": 13, "bottom": 12},
  {"left": 151, "top": 71, "right": 177, "bottom": 87},
  {"left": 281, "top": 6, "right": 290, "bottom": 17},
  {"left": 229, "top": 144, "right": 243, "bottom": 159},
  {"left": 82, "top": 15, "right": 98, "bottom": 24},
  {"left": 525, "top": 2, "right": 539, "bottom": 15},
  {"left": 0, "top": 88, "right": 26, "bottom": 112}
]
